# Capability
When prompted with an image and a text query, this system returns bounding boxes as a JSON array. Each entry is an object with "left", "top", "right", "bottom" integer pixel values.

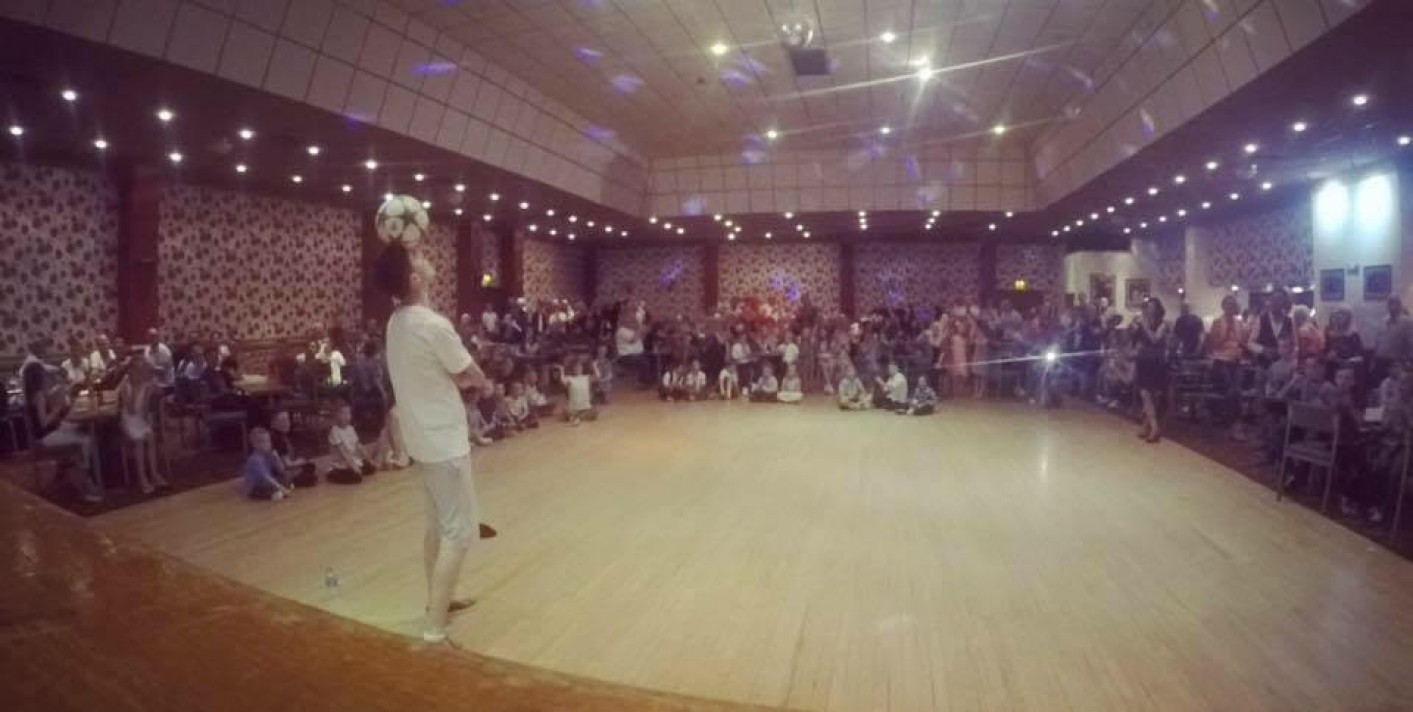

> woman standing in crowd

[{"left": 1133, "top": 298, "right": 1171, "bottom": 444}]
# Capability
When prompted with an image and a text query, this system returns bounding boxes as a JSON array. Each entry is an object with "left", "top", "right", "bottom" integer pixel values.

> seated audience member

[
  {"left": 718, "top": 363, "right": 741, "bottom": 400},
  {"left": 683, "top": 360, "right": 708, "bottom": 401},
  {"left": 21, "top": 339, "right": 102, "bottom": 502},
  {"left": 481, "top": 306, "right": 499, "bottom": 338},
  {"left": 1292, "top": 305, "right": 1325, "bottom": 360},
  {"left": 268, "top": 409, "right": 318, "bottom": 487},
  {"left": 615, "top": 320, "right": 651, "bottom": 387},
  {"left": 778, "top": 363, "right": 804, "bottom": 404},
  {"left": 730, "top": 335, "right": 754, "bottom": 388},
  {"left": 491, "top": 382, "right": 518, "bottom": 434},
  {"left": 1323, "top": 307, "right": 1365, "bottom": 379},
  {"left": 1278, "top": 357, "right": 1327, "bottom": 404},
  {"left": 180, "top": 344, "right": 209, "bottom": 388},
  {"left": 837, "top": 364, "right": 870, "bottom": 411},
  {"left": 144, "top": 329, "right": 176, "bottom": 390},
  {"left": 1314, "top": 367, "right": 1369, "bottom": 517},
  {"left": 1257, "top": 338, "right": 1300, "bottom": 462},
  {"left": 61, "top": 340, "right": 92, "bottom": 385},
  {"left": 88, "top": 333, "right": 119, "bottom": 374},
  {"left": 1376, "top": 361, "right": 1404, "bottom": 408},
  {"left": 242, "top": 428, "right": 293, "bottom": 501},
  {"left": 875, "top": 362, "right": 909, "bottom": 412},
  {"left": 326, "top": 402, "right": 375, "bottom": 483},
  {"left": 1366, "top": 366, "right": 1413, "bottom": 523},
  {"left": 563, "top": 360, "right": 598, "bottom": 425},
  {"left": 524, "top": 371, "right": 555, "bottom": 417},
  {"left": 906, "top": 376, "right": 939, "bottom": 416},
  {"left": 117, "top": 359, "right": 168, "bottom": 494},
  {"left": 319, "top": 339, "right": 348, "bottom": 387},
  {"left": 659, "top": 364, "right": 681, "bottom": 401},
  {"left": 462, "top": 389, "right": 495, "bottom": 445},
  {"left": 506, "top": 382, "right": 538, "bottom": 429},
  {"left": 750, "top": 364, "right": 780, "bottom": 403},
  {"left": 474, "top": 382, "right": 506, "bottom": 439}
]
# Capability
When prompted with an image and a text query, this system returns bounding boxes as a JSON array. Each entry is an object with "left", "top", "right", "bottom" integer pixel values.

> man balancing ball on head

[{"left": 374, "top": 240, "right": 495, "bottom": 647}]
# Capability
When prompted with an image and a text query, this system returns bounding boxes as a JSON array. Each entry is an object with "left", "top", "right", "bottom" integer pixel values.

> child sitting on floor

[
  {"left": 563, "top": 359, "right": 598, "bottom": 425},
  {"left": 593, "top": 344, "right": 614, "bottom": 405},
  {"left": 906, "top": 376, "right": 938, "bottom": 415},
  {"left": 683, "top": 359, "right": 708, "bottom": 401},
  {"left": 525, "top": 371, "right": 555, "bottom": 418},
  {"left": 750, "top": 364, "right": 780, "bottom": 403},
  {"left": 875, "top": 362, "right": 909, "bottom": 412},
  {"left": 491, "top": 382, "right": 517, "bottom": 434},
  {"left": 242, "top": 427, "right": 293, "bottom": 501},
  {"left": 463, "top": 389, "right": 495, "bottom": 445},
  {"left": 269, "top": 409, "right": 318, "bottom": 486},
  {"left": 718, "top": 363, "right": 740, "bottom": 400},
  {"left": 778, "top": 363, "right": 804, "bottom": 404},
  {"left": 837, "top": 363, "right": 870, "bottom": 411},
  {"left": 474, "top": 382, "right": 507, "bottom": 440},
  {"left": 507, "top": 381, "right": 538, "bottom": 429},
  {"left": 327, "top": 402, "right": 376, "bottom": 484},
  {"left": 660, "top": 364, "right": 684, "bottom": 401}
]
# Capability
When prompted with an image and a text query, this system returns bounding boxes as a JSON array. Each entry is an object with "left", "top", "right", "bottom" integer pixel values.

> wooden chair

[{"left": 1278, "top": 401, "right": 1341, "bottom": 511}]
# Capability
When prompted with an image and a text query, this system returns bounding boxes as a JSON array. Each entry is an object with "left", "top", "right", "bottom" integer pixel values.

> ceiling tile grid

[
  {"left": 2, "top": 0, "right": 650, "bottom": 215},
  {"left": 1030, "top": 0, "right": 1367, "bottom": 205}
]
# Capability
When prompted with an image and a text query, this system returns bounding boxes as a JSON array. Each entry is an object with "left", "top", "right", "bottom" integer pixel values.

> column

[
  {"left": 360, "top": 211, "right": 392, "bottom": 325},
  {"left": 114, "top": 163, "right": 162, "bottom": 342},
  {"left": 584, "top": 246, "right": 599, "bottom": 305},
  {"left": 703, "top": 242, "right": 720, "bottom": 314},
  {"left": 978, "top": 243, "right": 998, "bottom": 305},
  {"left": 456, "top": 219, "right": 484, "bottom": 317},
  {"left": 503, "top": 227, "right": 525, "bottom": 299},
  {"left": 839, "top": 242, "right": 856, "bottom": 317}
]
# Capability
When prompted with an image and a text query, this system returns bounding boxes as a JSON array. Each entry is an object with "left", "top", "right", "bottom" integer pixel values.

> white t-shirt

[
  {"left": 386, "top": 304, "right": 475, "bottom": 464},
  {"left": 615, "top": 325, "right": 644, "bottom": 356},
  {"left": 328, "top": 423, "right": 363, "bottom": 468},
  {"left": 782, "top": 342, "right": 800, "bottom": 364},
  {"left": 564, "top": 374, "right": 592, "bottom": 412},
  {"left": 326, "top": 350, "right": 346, "bottom": 386},
  {"left": 885, "top": 372, "right": 908, "bottom": 403}
]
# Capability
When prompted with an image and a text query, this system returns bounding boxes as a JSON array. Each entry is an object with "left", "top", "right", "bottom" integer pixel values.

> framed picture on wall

[
  {"left": 1319, "top": 269, "right": 1345, "bottom": 302},
  {"left": 1365, "top": 264, "right": 1393, "bottom": 301},
  {"left": 1089, "top": 273, "right": 1115, "bottom": 305},
  {"left": 1124, "top": 278, "right": 1152, "bottom": 309}
]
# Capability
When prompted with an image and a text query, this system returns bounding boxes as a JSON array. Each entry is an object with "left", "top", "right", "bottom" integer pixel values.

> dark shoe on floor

[{"left": 478, "top": 522, "right": 498, "bottom": 539}]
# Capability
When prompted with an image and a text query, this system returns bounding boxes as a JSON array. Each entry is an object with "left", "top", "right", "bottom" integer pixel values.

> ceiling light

[
  {"left": 796, "top": 224, "right": 804, "bottom": 231},
  {"left": 858, "top": 210, "right": 867, "bottom": 217},
  {"left": 732, "top": 226, "right": 740, "bottom": 233},
  {"left": 1124, "top": 227, "right": 1132, "bottom": 234},
  {"left": 1177, "top": 209, "right": 1187, "bottom": 217},
  {"left": 341, "top": 184, "right": 351, "bottom": 193},
  {"left": 1124, "top": 196, "right": 1135, "bottom": 205},
  {"left": 1139, "top": 222, "right": 1148, "bottom": 229},
  {"left": 1005, "top": 211, "right": 1015, "bottom": 218},
  {"left": 156, "top": 108, "right": 174, "bottom": 122},
  {"left": 662, "top": 221, "right": 672, "bottom": 229},
  {"left": 988, "top": 223, "right": 997, "bottom": 231},
  {"left": 1243, "top": 143, "right": 1259, "bottom": 154},
  {"left": 1173, "top": 174, "right": 1186, "bottom": 185},
  {"left": 765, "top": 231, "right": 772, "bottom": 238},
  {"left": 455, "top": 208, "right": 463, "bottom": 216},
  {"left": 1063, "top": 226, "right": 1071, "bottom": 232},
  {"left": 383, "top": 193, "right": 393, "bottom": 201},
  {"left": 587, "top": 220, "right": 596, "bottom": 227},
  {"left": 784, "top": 211, "right": 794, "bottom": 219},
  {"left": 713, "top": 214, "right": 722, "bottom": 221},
  {"left": 1352, "top": 94, "right": 1370, "bottom": 107},
  {"left": 1292, "top": 121, "right": 1308, "bottom": 133},
  {"left": 569, "top": 233, "right": 577, "bottom": 241},
  {"left": 880, "top": 31, "right": 896, "bottom": 43},
  {"left": 1158, "top": 215, "right": 1167, "bottom": 223},
  {"left": 455, "top": 183, "right": 466, "bottom": 192},
  {"left": 765, "top": 129, "right": 779, "bottom": 140},
  {"left": 546, "top": 209, "right": 556, "bottom": 216},
  {"left": 676, "top": 227, "right": 684, "bottom": 235},
  {"left": 414, "top": 173, "right": 425, "bottom": 182},
  {"left": 569, "top": 215, "right": 579, "bottom": 223},
  {"left": 239, "top": 128, "right": 255, "bottom": 140},
  {"left": 925, "top": 223, "right": 934, "bottom": 230},
  {"left": 235, "top": 163, "right": 247, "bottom": 174},
  {"left": 724, "top": 219, "right": 733, "bottom": 226},
  {"left": 528, "top": 224, "right": 538, "bottom": 232},
  {"left": 1090, "top": 212, "right": 1099, "bottom": 220},
  {"left": 992, "top": 124, "right": 1006, "bottom": 136},
  {"left": 916, "top": 66, "right": 934, "bottom": 81},
  {"left": 860, "top": 224, "right": 868, "bottom": 231},
  {"left": 306, "top": 145, "right": 320, "bottom": 156},
  {"left": 93, "top": 138, "right": 108, "bottom": 150},
  {"left": 1261, "top": 181, "right": 1273, "bottom": 191},
  {"left": 648, "top": 216, "right": 657, "bottom": 223},
  {"left": 607, "top": 225, "right": 615, "bottom": 233},
  {"left": 728, "top": 233, "right": 736, "bottom": 241},
  {"left": 621, "top": 230, "right": 628, "bottom": 236},
  {"left": 1106, "top": 206, "right": 1115, "bottom": 214},
  {"left": 364, "top": 159, "right": 378, "bottom": 170},
  {"left": 291, "top": 175, "right": 302, "bottom": 184},
  {"left": 490, "top": 192, "right": 500, "bottom": 201},
  {"left": 1201, "top": 201, "right": 1211, "bottom": 210},
  {"left": 519, "top": 201, "right": 529, "bottom": 209},
  {"left": 1399, "top": 136, "right": 1411, "bottom": 147},
  {"left": 879, "top": 125, "right": 892, "bottom": 135},
  {"left": 549, "top": 229, "right": 558, "bottom": 236},
  {"left": 1147, "top": 186, "right": 1159, "bottom": 196},
  {"left": 7, "top": 125, "right": 22, "bottom": 137},
  {"left": 1229, "top": 192, "right": 1241, "bottom": 201},
  {"left": 803, "top": 231, "right": 811, "bottom": 238},
  {"left": 1051, "top": 230, "right": 1059, "bottom": 237},
  {"left": 709, "top": 42, "right": 728, "bottom": 56},
  {"left": 1076, "top": 219, "right": 1085, "bottom": 226},
  {"left": 61, "top": 88, "right": 78, "bottom": 102},
  {"left": 482, "top": 214, "right": 492, "bottom": 221},
  {"left": 168, "top": 151, "right": 182, "bottom": 164}
]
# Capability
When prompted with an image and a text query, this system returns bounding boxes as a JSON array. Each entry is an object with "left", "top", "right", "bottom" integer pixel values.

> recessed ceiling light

[
  {"left": 1076, "top": 219, "right": 1085, "bottom": 226},
  {"left": 1201, "top": 201, "right": 1212, "bottom": 210},
  {"left": 569, "top": 215, "right": 579, "bottom": 223},
  {"left": 1399, "top": 135, "right": 1411, "bottom": 147},
  {"left": 608, "top": 225, "right": 616, "bottom": 233},
  {"left": 93, "top": 138, "right": 108, "bottom": 150},
  {"left": 1089, "top": 212, "right": 1099, "bottom": 220},
  {"left": 992, "top": 124, "right": 1006, "bottom": 136},
  {"left": 168, "top": 151, "right": 182, "bottom": 164},
  {"left": 414, "top": 173, "right": 425, "bottom": 182},
  {"left": 490, "top": 192, "right": 500, "bottom": 201},
  {"left": 235, "top": 163, "right": 247, "bottom": 173},
  {"left": 796, "top": 224, "right": 804, "bottom": 231},
  {"left": 728, "top": 233, "right": 736, "bottom": 241},
  {"left": 529, "top": 224, "right": 538, "bottom": 232},
  {"left": 1352, "top": 94, "right": 1370, "bottom": 107},
  {"left": 156, "top": 108, "right": 174, "bottom": 122},
  {"left": 713, "top": 214, "right": 722, "bottom": 221},
  {"left": 1139, "top": 222, "right": 1148, "bottom": 229},
  {"left": 916, "top": 65, "right": 935, "bottom": 81},
  {"left": 710, "top": 42, "right": 728, "bottom": 56},
  {"left": 1229, "top": 192, "right": 1241, "bottom": 201},
  {"left": 549, "top": 229, "right": 558, "bottom": 236},
  {"left": 1124, "top": 227, "right": 1132, "bottom": 234},
  {"left": 765, "top": 231, "right": 772, "bottom": 238},
  {"left": 455, "top": 183, "right": 465, "bottom": 192},
  {"left": 860, "top": 224, "right": 868, "bottom": 230},
  {"left": 1051, "top": 230, "right": 1059, "bottom": 237},
  {"left": 676, "top": 227, "right": 685, "bottom": 235},
  {"left": 1106, "top": 206, "right": 1115, "bottom": 213},
  {"left": 988, "top": 223, "right": 996, "bottom": 231},
  {"left": 879, "top": 125, "right": 892, "bottom": 135},
  {"left": 546, "top": 208, "right": 556, "bottom": 216},
  {"left": 7, "top": 125, "right": 23, "bottom": 137},
  {"left": 306, "top": 145, "right": 320, "bottom": 156},
  {"left": 569, "top": 233, "right": 577, "bottom": 241},
  {"left": 858, "top": 210, "right": 867, "bottom": 217},
  {"left": 765, "top": 129, "right": 779, "bottom": 140},
  {"left": 1261, "top": 181, "right": 1273, "bottom": 191},
  {"left": 1177, "top": 209, "right": 1187, "bottom": 217},
  {"left": 648, "top": 215, "right": 657, "bottom": 223},
  {"left": 932, "top": 210, "right": 941, "bottom": 217},
  {"left": 341, "top": 184, "right": 351, "bottom": 193},
  {"left": 803, "top": 230, "right": 811, "bottom": 238},
  {"left": 784, "top": 211, "right": 794, "bottom": 219},
  {"left": 519, "top": 201, "right": 529, "bottom": 209},
  {"left": 1243, "top": 143, "right": 1259, "bottom": 154},
  {"left": 455, "top": 208, "right": 463, "bottom": 216},
  {"left": 291, "top": 175, "right": 302, "bottom": 184},
  {"left": 1147, "top": 186, "right": 1159, "bottom": 196},
  {"left": 1291, "top": 121, "right": 1308, "bottom": 133},
  {"left": 1124, "top": 196, "right": 1135, "bottom": 205},
  {"left": 1158, "top": 215, "right": 1167, "bottom": 223},
  {"left": 587, "top": 220, "right": 596, "bottom": 227},
  {"left": 732, "top": 226, "right": 740, "bottom": 233},
  {"left": 1206, "top": 160, "right": 1220, "bottom": 171},
  {"left": 1173, "top": 174, "right": 1186, "bottom": 185},
  {"left": 620, "top": 230, "right": 627, "bottom": 236},
  {"left": 925, "top": 223, "right": 934, "bottom": 230},
  {"left": 239, "top": 128, "right": 255, "bottom": 140},
  {"left": 482, "top": 213, "right": 492, "bottom": 221},
  {"left": 1063, "top": 225, "right": 1071, "bottom": 232},
  {"left": 58, "top": 89, "right": 81, "bottom": 104},
  {"left": 662, "top": 221, "right": 671, "bottom": 229},
  {"left": 364, "top": 159, "right": 378, "bottom": 170},
  {"left": 724, "top": 219, "right": 733, "bottom": 226},
  {"left": 880, "top": 31, "right": 896, "bottom": 43}
]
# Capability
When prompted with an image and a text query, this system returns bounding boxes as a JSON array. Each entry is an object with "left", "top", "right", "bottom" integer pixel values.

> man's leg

[{"left": 422, "top": 456, "right": 479, "bottom": 642}]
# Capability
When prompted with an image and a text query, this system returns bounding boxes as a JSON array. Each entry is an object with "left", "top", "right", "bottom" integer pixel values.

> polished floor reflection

[{"left": 99, "top": 396, "right": 1413, "bottom": 711}]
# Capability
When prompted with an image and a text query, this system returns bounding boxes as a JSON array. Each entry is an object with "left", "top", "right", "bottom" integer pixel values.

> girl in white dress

[{"left": 118, "top": 359, "right": 168, "bottom": 494}]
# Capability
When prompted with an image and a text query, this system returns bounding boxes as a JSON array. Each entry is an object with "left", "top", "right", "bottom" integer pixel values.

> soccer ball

[{"left": 375, "top": 194, "right": 430, "bottom": 244}]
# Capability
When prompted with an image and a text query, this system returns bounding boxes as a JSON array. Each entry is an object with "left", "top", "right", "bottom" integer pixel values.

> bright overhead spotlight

[
  {"left": 291, "top": 175, "right": 302, "bottom": 184},
  {"left": 662, "top": 221, "right": 671, "bottom": 229},
  {"left": 1173, "top": 174, "right": 1186, "bottom": 185},
  {"left": 546, "top": 209, "right": 556, "bottom": 216},
  {"left": 796, "top": 224, "right": 804, "bottom": 231},
  {"left": 858, "top": 210, "right": 867, "bottom": 217},
  {"left": 1158, "top": 215, "right": 1167, "bottom": 223},
  {"left": 1063, "top": 225, "right": 1071, "bottom": 232},
  {"left": 1106, "top": 206, "right": 1115, "bottom": 214},
  {"left": 1089, "top": 212, "right": 1099, "bottom": 220},
  {"left": 1139, "top": 222, "right": 1148, "bottom": 229},
  {"left": 569, "top": 215, "right": 579, "bottom": 223},
  {"left": 784, "top": 211, "right": 794, "bottom": 219},
  {"left": 620, "top": 230, "right": 628, "bottom": 236},
  {"left": 1124, "top": 227, "right": 1132, "bottom": 234},
  {"left": 414, "top": 173, "right": 425, "bottom": 182},
  {"left": 803, "top": 230, "right": 811, "bottom": 238},
  {"left": 880, "top": 31, "right": 896, "bottom": 43},
  {"left": 1076, "top": 219, "right": 1085, "bottom": 226},
  {"left": 1399, "top": 136, "right": 1412, "bottom": 147},
  {"left": 710, "top": 42, "right": 728, "bottom": 56},
  {"left": 549, "top": 229, "right": 557, "bottom": 236},
  {"left": 168, "top": 151, "right": 182, "bottom": 164},
  {"left": 7, "top": 125, "right": 23, "bottom": 137},
  {"left": 1147, "top": 186, "right": 1159, "bottom": 196},
  {"left": 156, "top": 108, "right": 174, "bottom": 122},
  {"left": 724, "top": 219, "right": 733, "bottom": 226},
  {"left": 518, "top": 201, "right": 529, "bottom": 209},
  {"left": 235, "top": 163, "right": 247, "bottom": 174},
  {"left": 879, "top": 125, "right": 892, "bottom": 135},
  {"left": 489, "top": 192, "right": 500, "bottom": 201},
  {"left": 988, "top": 223, "right": 997, "bottom": 231},
  {"left": 1352, "top": 94, "right": 1370, "bottom": 107},
  {"left": 1201, "top": 201, "right": 1212, "bottom": 210},
  {"left": 455, "top": 183, "right": 466, "bottom": 192},
  {"left": 455, "top": 208, "right": 463, "bottom": 216},
  {"left": 648, "top": 216, "right": 657, "bottom": 223},
  {"left": 1177, "top": 209, "right": 1187, "bottom": 217},
  {"left": 766, "top": 129, "right": 779, "bottom": 140},
  {"left": 1291, "top": 121, "right": 1308, "bottom": 133},
  {"left": 1243, "top": 143, "right": 1259, "bottom": 154},
  {"left": 61, "top": 88, "right": 78, "bottom": 102},
  {"left": 383, "top": 193, "right": 393, "bottom": 201},
  {"left": 239, "top": 128, "right": 255, "bottom": 140},
  {"left": 1124, "top": 196, "right": 1135, "bottom": 205},
  {"left": 1051, "top": 230, "right": 1059, "bottom": 237},
  {"left": 93, "top": 138, "right": 108, "bottom": 150},
  {"left": 482, "top": 213, "right": 492, "bottom": 222},
  {"left": 607, "top": 225, "right": 615, "bottom": 233},
  {"left": 569, "top": 233, "right": 577, "bottom": 241},
  {"left": 713, "top": 214, "right": 722, "bottom": 221},
  {"left": 341, "top": 184, "right": 351, "bottom": 193},
  {"left": 992, "top": 124, "right": 1006, "bottom": 136},
  {"left": 528, "top": 224, "right": 538, "bottom": 232},
  {"left": 676, "top": 227, "right": 684, "bottom": 235},
  {"left": 306, "top": 145, "right": 320, "bottom": 156},
  {"left": 587, "top": 220, "right": 596, "bottom": 227},
  {"left": 1206, "top": 160, "right": 1220, "bottom": 171},
  {"left": 364, "top": 159, "right": 378, "bottom": 170},
  {"left": 1261, "top": 181, "right": 1273, "bottom": 191},
  {"left": 916, "top": 66, "right": 934, "bottom": 81},
  {"left": 932, "top": 210, "right": 941, "bottom": 217},
  {"left": 1229, "top": 192, "right": 1241, "bottom": 201},
  {"left": 765, "top": 231, "right": 772, "bottom": 238}
]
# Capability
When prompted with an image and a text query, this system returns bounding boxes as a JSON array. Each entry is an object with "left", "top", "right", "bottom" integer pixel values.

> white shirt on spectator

[
  {"left": 481, "top": 309, "right": 498, "bottom": 334},
  {"left": 327, "top": 424, "right": 364, "bottom": 469},
  {"left": 616, "top": 325, "right": 644, "bottom": 356},
  {"left": 885, "top": 372, "right": 908, "bottom": 403},
  {"left": 146, "top": 342, "right": 175, "bottom": 387},
  {"left": 386, "top": 304, "right": 475, "bottom": 464},
  {"left": 564, "top": 374, "right": 592, "bottom": 412},
  {"left": 326, "top": 350, "right": 346, "bottom": 386},
  {"left": 782, "top": 342, "right": 800, "bottom": 365}
]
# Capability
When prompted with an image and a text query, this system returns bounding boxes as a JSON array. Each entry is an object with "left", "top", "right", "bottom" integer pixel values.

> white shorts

[{"left": 420, "top": 454, "right": 480, "bottom": 547}]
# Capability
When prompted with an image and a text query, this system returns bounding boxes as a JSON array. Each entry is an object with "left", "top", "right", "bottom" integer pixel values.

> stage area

[{"left": 98, "top": 396, "right": 1413, "bottom": 711}]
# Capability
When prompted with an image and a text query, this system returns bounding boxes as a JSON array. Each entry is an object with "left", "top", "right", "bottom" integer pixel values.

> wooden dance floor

[{"left": 81, "top": 396, "right": 1413, "bottom": 710}]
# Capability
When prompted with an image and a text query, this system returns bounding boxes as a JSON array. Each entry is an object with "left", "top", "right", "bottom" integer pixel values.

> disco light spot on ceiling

[
  {"left": 585, "top": 126, "right": 616, "bottom": 142},
  {"left": 414, "top": 61, "right": 458, "bottom": 76},
  {"left": 681, "top": 195, "right": 705, "bottom": 215},
  {"left": 904, "top": 156, "right": 922, "bottom": 181},
  {"left": 611, "top": 75, "right": 643, "bottom": 93},
  {"left": 740, "top": 148, "right": 768, "bottom": 165},
  {"left": 574, "top": 47, "right": 603, "bottom": 65},
  {"left": 1139, "top": 108, "right": 1156, "bottom": 138}
]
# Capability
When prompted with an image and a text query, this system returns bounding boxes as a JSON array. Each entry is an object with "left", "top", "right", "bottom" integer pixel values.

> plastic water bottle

[{"left": 323, "top": 567, "right": 340, "bottom": 595}]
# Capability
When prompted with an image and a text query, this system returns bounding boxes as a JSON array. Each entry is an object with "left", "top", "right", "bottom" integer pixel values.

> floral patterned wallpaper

[
  {"left": 158, "top": 184, "right": 362, "bottom": 340},
  {"left": 421, "top": 222, "right": 459, "bottom": 317},
  {"left": 523, "top": 238, "right": 588, "bottom": 303},
  {"left": 856, "top": 242, "right": 981, "bottom": 311},
  {"left": 720, "top": 242, "right": 840, "bottom": 315},
  {"left": 995, "top": 243, "right": 1062, "bottom": 293},
  {"left": 596, "top": 246, "right": 705, "bottom": 317},
  {"left": 0, "top": 163, "right": 119, "bottom": 354},
  {"left": 1205, "top": 204, "right": 1312, "bottom": 288}
]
